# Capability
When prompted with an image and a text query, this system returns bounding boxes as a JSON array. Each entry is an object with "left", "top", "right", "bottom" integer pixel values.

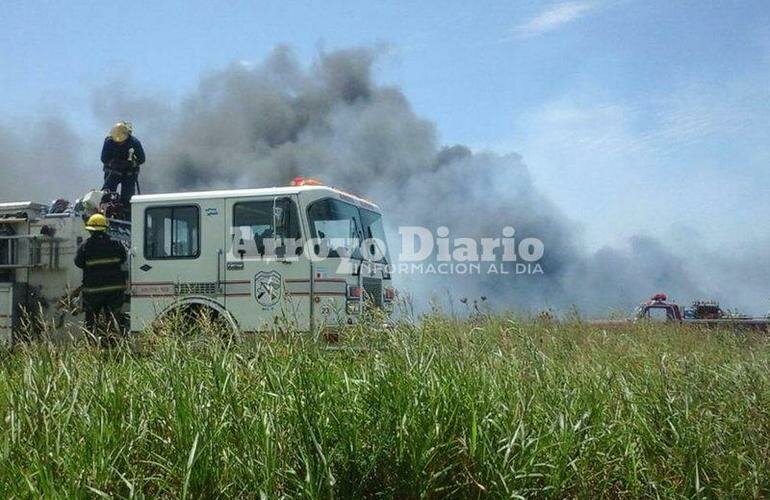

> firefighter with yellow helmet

[
  {"left": 74, "top": 213, "right": 128, "bottom": 334},
  {"left": 101, "top": 121, "right": 145, "bottom": 206}
]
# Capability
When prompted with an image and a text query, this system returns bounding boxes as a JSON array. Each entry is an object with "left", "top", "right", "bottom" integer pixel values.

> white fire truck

[{"left": 0, "top": 180, "right": 393, "bottom": 345}]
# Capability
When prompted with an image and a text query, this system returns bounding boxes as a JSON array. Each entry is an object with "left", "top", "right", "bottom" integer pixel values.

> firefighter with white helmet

[
  {"left": 74, "top": 213, "right": 128, "bottom": 335},
  {"left": 101, "top": 121, "right": 145, "bottom": 207}
]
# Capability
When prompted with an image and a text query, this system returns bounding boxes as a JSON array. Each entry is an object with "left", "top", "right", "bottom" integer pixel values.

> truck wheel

[{"left": 156, "top": 303, "right": 238, "bottom": 341}]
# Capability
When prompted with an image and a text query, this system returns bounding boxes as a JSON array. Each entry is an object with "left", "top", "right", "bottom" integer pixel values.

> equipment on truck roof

[
  {"left": 687, "top": 300, "right": 724, "bottom": 320},
  {"left": 48, "top": 199, "right": 70, "bottom": 214}
]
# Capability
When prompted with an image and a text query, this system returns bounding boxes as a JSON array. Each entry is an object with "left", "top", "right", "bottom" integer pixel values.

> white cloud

[{"left": 510, "top": 1, "right": 599, "bottom": 39}]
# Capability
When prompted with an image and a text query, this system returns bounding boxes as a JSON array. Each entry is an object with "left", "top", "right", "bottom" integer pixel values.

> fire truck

[
  {"left": 635, "top": 293, "right": 769, "bottom": 332},
  {"left": 1, "top": 179, "right": 394, "bottom": 345}
]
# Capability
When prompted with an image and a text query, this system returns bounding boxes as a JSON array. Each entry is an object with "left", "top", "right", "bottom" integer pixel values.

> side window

[
  {"left": 307, "top": 198, "right": 363, "bottom": 258},
  {"left": 144, "top": 206, "right": 200, "bottom": 259},
  {"left": 233, "top": 201, "right": 273, "bottom": 246},
  {"left": 232, "top": 198, "right": 302, "bottom": 257}
]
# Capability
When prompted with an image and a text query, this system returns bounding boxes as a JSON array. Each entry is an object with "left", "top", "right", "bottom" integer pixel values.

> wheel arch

[{"left": 156, "top": 296, "right": 240, "bottom": 333}]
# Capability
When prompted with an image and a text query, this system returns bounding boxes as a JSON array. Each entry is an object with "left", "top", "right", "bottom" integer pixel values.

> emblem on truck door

[{"left": 254, "top": 271, "right": 282, "bottom": 307}]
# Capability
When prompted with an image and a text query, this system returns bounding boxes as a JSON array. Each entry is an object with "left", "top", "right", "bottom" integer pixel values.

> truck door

[
  {"left": 130, "top": 199, "right": 226, "bottom": 332},
  {"left": 224, "top": 195, "right": 311, "bottom": 332}
]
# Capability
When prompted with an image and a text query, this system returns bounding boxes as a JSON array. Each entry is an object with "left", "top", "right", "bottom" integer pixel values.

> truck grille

[
  {"left": 175, "top": 282, "right": 218, "bottom": 295},
  {"left": 362, "top": 278, "right": 383, "bottom": 307}
]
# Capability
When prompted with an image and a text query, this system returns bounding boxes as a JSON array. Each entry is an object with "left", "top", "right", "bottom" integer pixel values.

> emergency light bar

[
  {"left": 290, "top": 176, "right": 377, "bottom": 208},
  {"left": 290, "top": 176, "right": 324, "bottom": 187}
]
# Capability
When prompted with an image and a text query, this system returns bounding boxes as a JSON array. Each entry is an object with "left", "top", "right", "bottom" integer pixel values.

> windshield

[
  {"left": 307, "top": 198, "right": 389, "bottom": 263},
  {"left": 307, "top": 198, "right": 363, "bottom": 259}
]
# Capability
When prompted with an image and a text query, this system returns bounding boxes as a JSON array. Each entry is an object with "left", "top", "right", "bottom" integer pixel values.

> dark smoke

[
  {"left": 0, "top": 118, "right": 88, "bottom": 203},
  {"left": 136, "top": 47, "right": 438, "bottom": 194},
  {"left": 3, "top": 46, "right": 767, "bottom": 316}
]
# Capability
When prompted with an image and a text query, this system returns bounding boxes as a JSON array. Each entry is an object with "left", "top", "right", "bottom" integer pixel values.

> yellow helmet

[
  {"left": 85, "top": 213, "right": 109, "bottom": 232},
  {"left": 109, "top": 122, "right": 130, "bottom": 143}
]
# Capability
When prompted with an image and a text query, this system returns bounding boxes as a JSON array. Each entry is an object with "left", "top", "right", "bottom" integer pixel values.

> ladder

[{"left": 0, "top": 234, "right": 63, "bottom": 269}]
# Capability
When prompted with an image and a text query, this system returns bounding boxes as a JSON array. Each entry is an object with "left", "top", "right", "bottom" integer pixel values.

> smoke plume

[
  {"left": 3, "top": 46, "right": 768, "bottom": 316},
  {"left": 0, "top": 118, "right": 87, "bottom": 203}
]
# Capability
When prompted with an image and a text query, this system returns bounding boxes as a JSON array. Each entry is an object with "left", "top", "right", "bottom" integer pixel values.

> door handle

[{"left": 216, "top": 249, "right": 223, "bottom": 293}]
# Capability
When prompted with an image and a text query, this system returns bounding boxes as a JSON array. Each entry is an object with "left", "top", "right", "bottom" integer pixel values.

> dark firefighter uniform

[
  {"left": 74, "top": 214, "right": 128, "bottom": 331},
  {"left": 101, "top": 121, "right": 146, "bottom": 205}
]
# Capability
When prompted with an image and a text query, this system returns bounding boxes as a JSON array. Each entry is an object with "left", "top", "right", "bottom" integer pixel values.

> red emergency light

[
  {"left": 290, "top": 176, "right": 324, "bottom": 187},
  {"left": 652, "top": 293, "right": 668, "bottom": 302}
]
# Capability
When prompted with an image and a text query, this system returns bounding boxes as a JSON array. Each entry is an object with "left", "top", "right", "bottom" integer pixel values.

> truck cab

[
  {"left": 635, "top": 293, "right": 683, "bottom": 322},
  {"left": 129, "top": 181, "right": 393, "bottom": 334}
]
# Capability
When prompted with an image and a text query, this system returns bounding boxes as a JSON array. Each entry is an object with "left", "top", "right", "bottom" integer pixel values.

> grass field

[{"left": 1, "top": 315, "right": 769, "bottom": 498}]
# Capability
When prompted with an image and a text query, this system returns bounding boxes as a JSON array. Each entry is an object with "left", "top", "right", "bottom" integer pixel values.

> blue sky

[{"left": 1, "top": 0, "right": 769, "bottom": 249}]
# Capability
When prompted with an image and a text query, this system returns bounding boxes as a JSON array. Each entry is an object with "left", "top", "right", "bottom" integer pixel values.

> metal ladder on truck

[{"left": 0, "top": 212, "right": 63, "bottom": 345}]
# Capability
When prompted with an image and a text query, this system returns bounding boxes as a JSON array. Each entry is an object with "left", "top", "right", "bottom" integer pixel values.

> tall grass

[{"left": 1, "top": 316, "right": 769, "bottom": 498}]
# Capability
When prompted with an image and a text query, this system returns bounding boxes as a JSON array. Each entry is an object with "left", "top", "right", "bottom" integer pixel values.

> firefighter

[
  {"left": 74, "top": 214, "right": 128, "bottom": 336},
  {"left": 101, "top": 121, "right": 146, "bottom": 206}
]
